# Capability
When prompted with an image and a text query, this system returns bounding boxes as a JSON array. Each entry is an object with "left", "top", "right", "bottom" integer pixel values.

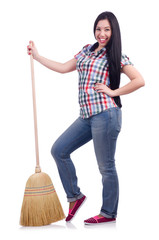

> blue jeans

[{"left": 51, "top": 107, "right": 122, "bottom": 218}]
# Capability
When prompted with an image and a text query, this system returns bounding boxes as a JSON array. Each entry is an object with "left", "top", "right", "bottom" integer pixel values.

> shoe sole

[
  {"left": 84, "top": 220, "right": 116, "bottom": 225},
  {"left": 66, "top": 197, "right": 87, "bottom": 223}
]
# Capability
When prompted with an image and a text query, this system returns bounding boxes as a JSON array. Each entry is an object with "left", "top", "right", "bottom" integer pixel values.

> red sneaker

[
  {"left": 84, "top": 215, "right": 116, "bottom": 225},
  {"left": 65, "top": 195, "right": 86, "bottom": 222}
]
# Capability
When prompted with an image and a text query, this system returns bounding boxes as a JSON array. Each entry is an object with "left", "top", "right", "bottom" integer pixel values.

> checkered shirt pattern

[{"left": 74, "top": 44, "right": 132, "bottom": 119}]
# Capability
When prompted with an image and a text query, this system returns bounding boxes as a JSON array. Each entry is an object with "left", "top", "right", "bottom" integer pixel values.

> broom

[{"left": 20, "top": 43, "right": 65, "bottom": 226}]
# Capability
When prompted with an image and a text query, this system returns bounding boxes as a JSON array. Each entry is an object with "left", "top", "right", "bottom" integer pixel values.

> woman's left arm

[{"left": 94, "top": 65, "right": 145, "bottom": 97}]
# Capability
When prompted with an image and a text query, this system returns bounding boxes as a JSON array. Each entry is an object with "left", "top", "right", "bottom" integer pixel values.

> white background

[{"left": 0, "top": 0, "right": 159, "bottom": 239}]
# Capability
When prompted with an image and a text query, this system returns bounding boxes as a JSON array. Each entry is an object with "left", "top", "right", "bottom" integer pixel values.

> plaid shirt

[{"left": 74, "top": 43, "right": 132, "bottom": 119}]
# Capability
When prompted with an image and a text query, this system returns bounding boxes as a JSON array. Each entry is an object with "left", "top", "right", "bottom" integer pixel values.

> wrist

[
  {"left": 112, "top": 89, "right": 119, "bottom": 97},
  {"left": 34, "top": 54, "right": 41, "bottom": 62}
]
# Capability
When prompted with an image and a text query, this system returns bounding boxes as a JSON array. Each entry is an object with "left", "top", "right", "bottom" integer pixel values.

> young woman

[{"left": 27, "top": 11, "right": 145, "bottom": 225}]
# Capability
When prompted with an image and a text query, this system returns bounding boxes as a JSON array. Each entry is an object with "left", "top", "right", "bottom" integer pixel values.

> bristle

[
  {"left": 20, "top": 172, "right": 65, "bottom": 226},
  {"left": 24, "top": 183, "right": 55, "bottom": 197}
]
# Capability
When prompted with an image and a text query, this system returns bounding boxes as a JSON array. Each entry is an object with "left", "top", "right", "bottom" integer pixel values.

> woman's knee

[
  {"left": 51, "top": 141, "right": 60, "bottom": 160},
  {"left": 98, "top": 161, "right": 116, "bottom": 175},
  {"left": 51, "top": 139, "right": 69, "bottom": 161}
]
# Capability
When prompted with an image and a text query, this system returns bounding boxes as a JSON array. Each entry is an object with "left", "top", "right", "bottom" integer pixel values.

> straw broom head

[{"left": 20, "top": 170, "right": 65, "bottom": 226}]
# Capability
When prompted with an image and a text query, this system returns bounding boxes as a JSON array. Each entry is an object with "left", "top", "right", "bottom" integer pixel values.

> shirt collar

[{"left": 90, "top": 42, "right": 106, "bottom": 53}]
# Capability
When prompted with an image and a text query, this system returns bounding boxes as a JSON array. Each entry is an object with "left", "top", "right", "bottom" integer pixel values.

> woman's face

[{"left": 95, "top": 19, "right": 112, "bottom": 49}]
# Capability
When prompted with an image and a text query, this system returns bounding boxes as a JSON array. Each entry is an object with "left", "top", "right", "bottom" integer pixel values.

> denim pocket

[
  {"left": 116, "top": 108, "right": 122, "bottom": 132},
  {"left": 109, "top": 107, "right": 122, "bottom": 137}
]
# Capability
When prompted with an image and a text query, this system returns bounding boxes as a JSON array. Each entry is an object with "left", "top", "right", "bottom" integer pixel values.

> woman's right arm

[{"left": 27, "top": 41, "right": 77, "bottom": 74}]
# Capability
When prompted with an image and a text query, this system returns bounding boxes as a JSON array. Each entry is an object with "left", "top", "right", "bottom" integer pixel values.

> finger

[
  {"left": 27, "top": 45, "right": 32, "bottom": 51},
  {"left": 96, "top": 90, "right": 103, "bottom": 93},
  {"left": 27, "top": 51, "right": 31, "bottom": 55},
  {"left": 95, "top": 83, "right": 103, "bottom": 86},
  {"left": 29, "top": 40, "right": 34, "bottom": 46},
  {"left": 94, "top": 86, "right": 103, "bottom": 89},
  {"left": 27, "top": 48, "right": 32, "bottom": 55},
  {"left": 95, "top": 88, "right": 103, "bottom": 92}
]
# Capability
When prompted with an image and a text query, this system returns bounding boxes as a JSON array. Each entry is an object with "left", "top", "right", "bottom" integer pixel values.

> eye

[
  {"left": 96, "top": 28, "right": 101, "bottom": 31},
  {"left": 105, "top": 28, "right": 110, "bottom": 32}
]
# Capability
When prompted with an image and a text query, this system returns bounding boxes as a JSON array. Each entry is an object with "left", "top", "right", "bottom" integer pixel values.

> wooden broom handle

[{"left": 30, "top": 45, "right": 41, "bottom": 173}]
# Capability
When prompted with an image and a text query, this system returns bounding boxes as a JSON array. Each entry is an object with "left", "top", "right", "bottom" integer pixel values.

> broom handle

[{"left": 30, "top": 46, "right": 41, "bottom": 173}]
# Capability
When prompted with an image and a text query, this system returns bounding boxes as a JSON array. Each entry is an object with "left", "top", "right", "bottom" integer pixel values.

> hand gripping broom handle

[{"left": 30, "top": 47, "right": 41, "bottom": 173}]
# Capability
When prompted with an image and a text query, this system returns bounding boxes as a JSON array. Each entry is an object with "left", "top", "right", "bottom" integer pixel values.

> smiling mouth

[{"left": 99, "top": 38, "right": 108, "bottom": 43}]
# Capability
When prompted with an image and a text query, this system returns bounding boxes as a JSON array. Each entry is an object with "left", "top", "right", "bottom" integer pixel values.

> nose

[{"left": 100, "top": 30, "right": 105, "bottom": 37}]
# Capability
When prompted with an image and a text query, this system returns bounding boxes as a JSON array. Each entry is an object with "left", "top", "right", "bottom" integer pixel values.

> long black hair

[{"left": 94, "top": 11, "right": 122, "bottom": 107}]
